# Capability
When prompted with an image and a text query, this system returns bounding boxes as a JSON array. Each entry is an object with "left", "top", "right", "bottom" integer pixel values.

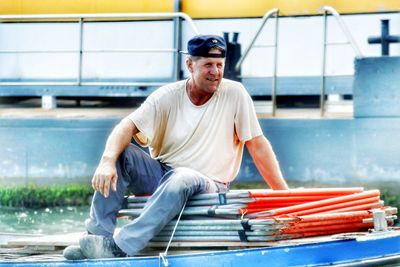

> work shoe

[
  {"left": 79, "top": 234, "right": 126, "bottom": 259},
  {"left": 63, "top": 245, "right": 86, "bottom": 260}
]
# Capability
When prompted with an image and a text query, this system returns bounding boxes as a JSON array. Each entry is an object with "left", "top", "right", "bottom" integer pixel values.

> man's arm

[
  {"left": 92, "top": 118, "right": 139, "bottom": 197},
  {"left": 245, "top": 135, "right": 289, "bottom": 190}
]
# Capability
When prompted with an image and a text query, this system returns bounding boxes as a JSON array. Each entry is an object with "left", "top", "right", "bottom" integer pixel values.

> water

[
  {"left": 0, "top": 206, "right": 131, "bottom": 235},
  {"left": 0, "top": 206, "right": 89, "bottom": 235}
]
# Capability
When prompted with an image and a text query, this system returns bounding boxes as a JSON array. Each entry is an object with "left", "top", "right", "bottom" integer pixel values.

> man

[{"left": 63, "top": 34, "right": 289, "bottom": 260}]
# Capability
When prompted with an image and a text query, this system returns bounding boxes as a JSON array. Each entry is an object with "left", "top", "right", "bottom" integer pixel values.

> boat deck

[{"left": 0, "top": 231, "right": 364, "bottom": 262}]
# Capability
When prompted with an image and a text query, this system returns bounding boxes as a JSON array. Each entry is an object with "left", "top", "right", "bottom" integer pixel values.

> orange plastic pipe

[
  {"left": 249, "top": 190, "right": 379, "bottom": 217},
  {"left": 279, "top": 210, "right": 372, "bottom": 222},
  {"left": 246, "top": 209, "right": 374, "bottom": 223},
  {"left": 294, "top": 219, "right": 362, "bottom": 228},
  {"left": 249, "top": 187, "right": 364, "bottom": 197},
  {"left": 246, "top": 198, "right": 378, "bottom": 215},
  {"left": 249, "top": 202, "right": 305, "bottom": 208},
  {"left": 319, "top": 202, "right": 383, "bottom": 213},
  {"left": 282, "top": 222, "right": 373, "bottom": 234},
  {"left": 290, "top": 217, "right": 370, "bottom": 228},
  {"left": 241, "top": 201, "right": 312, "bottom": 214},
  {"left": 284, "top": 228, "right": 369, "bottom": 238},
  {"left": 248, "top": 195, "right": 333, "bottom": 206},
  {"left": 286, "top": 196, "right": 380, "bottom": 216},
  {"left": 248, "top": 201, "right": 318, "bottom": 209}
]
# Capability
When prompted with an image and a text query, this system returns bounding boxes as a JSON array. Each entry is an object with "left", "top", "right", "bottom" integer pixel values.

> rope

[{"left": 159, "top": 199, "right": 188, "bottom": 267}]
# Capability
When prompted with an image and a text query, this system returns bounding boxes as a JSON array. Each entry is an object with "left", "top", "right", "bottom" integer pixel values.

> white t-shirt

[{"left": 128, "top": 78, "right": 262, "bottom": 183}]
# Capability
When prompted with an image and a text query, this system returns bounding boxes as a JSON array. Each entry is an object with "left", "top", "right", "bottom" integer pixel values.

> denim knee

[{"left": 162, "top": 167, "right": 207, "bottom": 197}]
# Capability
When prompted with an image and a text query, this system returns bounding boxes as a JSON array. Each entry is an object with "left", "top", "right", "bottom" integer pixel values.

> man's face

[{"left": 187, "top": 50, "right": 225, "bottom": 94}]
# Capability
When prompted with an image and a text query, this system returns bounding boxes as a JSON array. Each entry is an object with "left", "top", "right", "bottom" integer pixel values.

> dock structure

[{"left": 0, "top": 2, "right": 399, "bottom": 186}]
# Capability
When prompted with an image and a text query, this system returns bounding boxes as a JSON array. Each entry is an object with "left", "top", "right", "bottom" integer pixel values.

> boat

[
  {"left": 1, "top": 230, "right": 400, "bottom": 266},
  {"left": 2, "top": 188, "right": 400, "bottom": 266}
]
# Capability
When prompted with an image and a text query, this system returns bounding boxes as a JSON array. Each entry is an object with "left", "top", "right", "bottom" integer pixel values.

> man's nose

[{"left": 209, "top": 65, "right": 218, "bottom": 75}]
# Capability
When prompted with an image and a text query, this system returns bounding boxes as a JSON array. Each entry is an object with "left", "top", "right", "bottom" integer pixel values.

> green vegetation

[
  {"left": 371, "top": 182, "right": 400, "bottom": 208},
  {"left": 0, "top": 184, "right": 93, "bottom": 208}
]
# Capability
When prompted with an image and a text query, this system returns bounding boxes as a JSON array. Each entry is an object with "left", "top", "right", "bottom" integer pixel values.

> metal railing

[
  {"left": 235, "top": 8, "right": 279, "bottom": 116},
  {"left": 235, "top": 6, "right": 363, "bottom": 117},
  {"left": 0, "top": 13, "right": 200, "bottom": 87},
  {"left": 319, "top": 6, "right": 363, "bottom": 116}
]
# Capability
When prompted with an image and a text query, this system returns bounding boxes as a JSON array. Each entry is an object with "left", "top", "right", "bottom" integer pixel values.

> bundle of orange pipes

[
  {"left": 243, "top": 188, "right": 397, "bottom": 238},
  {"left": 121, "top": 187, "right": 398, "bottom": 242}
]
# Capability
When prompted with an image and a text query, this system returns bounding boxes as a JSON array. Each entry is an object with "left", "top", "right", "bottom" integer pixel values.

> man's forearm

[
  {"left": 246, "top": 135, "right": 289, "bottom": 190},
  {"left": 256, "top": 144, "right": 288, "bottom": 190},
  {"left": 101, "top": 118, "right": 137, "bottom": 164}
]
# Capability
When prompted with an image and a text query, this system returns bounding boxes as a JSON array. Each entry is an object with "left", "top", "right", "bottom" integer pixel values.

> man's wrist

[{"left": 100, "top": 154, "right": 117, "bottom": 165}]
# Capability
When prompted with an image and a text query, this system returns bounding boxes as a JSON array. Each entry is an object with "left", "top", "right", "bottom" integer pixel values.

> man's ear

[{"left": 186, "top": 58, "right": 193, "bottom": 73}]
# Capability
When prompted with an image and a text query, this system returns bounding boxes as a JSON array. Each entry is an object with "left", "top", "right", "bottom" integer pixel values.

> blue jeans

[{"left": 85, "top": 144, "right": 228, "bottom": 256}]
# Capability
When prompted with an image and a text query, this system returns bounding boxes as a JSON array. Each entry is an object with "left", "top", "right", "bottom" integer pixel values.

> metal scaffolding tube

[{"left": 127, "top": 191, "right": 250, "bottom": 203}]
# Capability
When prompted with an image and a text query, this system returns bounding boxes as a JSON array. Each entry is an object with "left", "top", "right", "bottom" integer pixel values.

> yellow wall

[
  {"left": 183, "top": 0, "right": 400, "bottom": 18},
  {"left": 0, "top": 0, "right": 399, "bottom": 17},
  {"left": 0, "top": 0, "right": 173, "bottom": 15}
]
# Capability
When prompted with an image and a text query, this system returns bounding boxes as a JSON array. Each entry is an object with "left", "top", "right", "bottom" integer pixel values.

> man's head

[
  {"left": 186, "top": 35, "right": 226, "bottom": 97},
  {"left": 187, "top": 35, "right": 226, "bottom": 58}
]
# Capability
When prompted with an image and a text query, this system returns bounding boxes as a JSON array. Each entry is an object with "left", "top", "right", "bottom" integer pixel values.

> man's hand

[
  {"left": 91, "top": 118, "right": 138, "bottom": 198},
  {"left": 92, "top": 161, "right": 118, "bottom": 198}
]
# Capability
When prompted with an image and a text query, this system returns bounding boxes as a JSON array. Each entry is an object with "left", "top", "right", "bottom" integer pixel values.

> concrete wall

[
  {"left": 254, "top": 118, "right": 400, "bottom": 184},
  {"left": 0, "top": 118, "right": 116, "bottom": 186},
  {"left": 354, "top": 56, "right": 400, "bottom": 118},
  {"left": 1, "top": 116, "right": 399, "bottom": 186}
]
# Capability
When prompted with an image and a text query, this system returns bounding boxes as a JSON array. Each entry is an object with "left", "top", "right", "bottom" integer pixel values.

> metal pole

[
  {"left": 77, "top": 17, "right": 84, "bottom": 85},
  {"left": 187, "top": 198, "right": 253, "bottom": 206},
  {"left": 0, "top": 13, "right": 200, "bottom": 35},
  {"left": 161, "top": 224, "right": 285, "bottom": 232},
  {"left": 128, "top": 197, "right": 252, "bottom": 208},
  {"left": 127, "top": 191, "right": 250, "bottom": 203},
  {"left": 162, "top": 225, "right": 244, "bottom": 231},
  {"left": 272, "top": 11, "right": 279, "bottom": 116},
  {"left": 235, "top": 8, "right": 278, "bottom": 72},
  {"left": 320, "top": 11, "right": 328, "bottom": 117},
  {"left": 322, "top": 6, "right": 363, "bottom": 58},
  {"left": 381, "top": 19, "right": 389, "bottom": 56},
  {"left": 152, "top": 235, "right": 242, "bottom": 242},
  {"left": 190, "top": 191, "right": 249, "bottom": 200},
  {"left": 173, "top": 0, "right": 182, "bottom": 81}
]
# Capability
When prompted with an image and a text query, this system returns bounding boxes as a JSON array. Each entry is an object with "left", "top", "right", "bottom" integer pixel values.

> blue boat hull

[{"left": 2, "top": 231, "right": 400, "bottom": 267}]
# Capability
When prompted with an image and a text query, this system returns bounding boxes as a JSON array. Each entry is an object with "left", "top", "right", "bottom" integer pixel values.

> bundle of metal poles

[{"left": 118, "top": 188, "right": 398, "bottom": 243}]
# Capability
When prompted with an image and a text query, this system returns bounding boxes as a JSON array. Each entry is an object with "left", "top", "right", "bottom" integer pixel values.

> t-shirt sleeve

[
  {"left": 234, "top": 85, "right": 263, "bottom": 142},
  {"left": 127, "top": 96, "right": 157, "bottom": 147}
]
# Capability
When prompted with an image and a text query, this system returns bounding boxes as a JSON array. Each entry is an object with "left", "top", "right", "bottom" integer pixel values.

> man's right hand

[
  {"left": 92, "top": 161, "right": 118, "bottom": 198},
  {"left": 91, "top": 118, "right": 138, "bottom": 198}
]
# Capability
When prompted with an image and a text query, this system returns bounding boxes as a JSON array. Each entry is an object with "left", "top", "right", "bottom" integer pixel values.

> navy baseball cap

[{"left": 186, "top": 35, "right": 226, "bottom": 58}]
